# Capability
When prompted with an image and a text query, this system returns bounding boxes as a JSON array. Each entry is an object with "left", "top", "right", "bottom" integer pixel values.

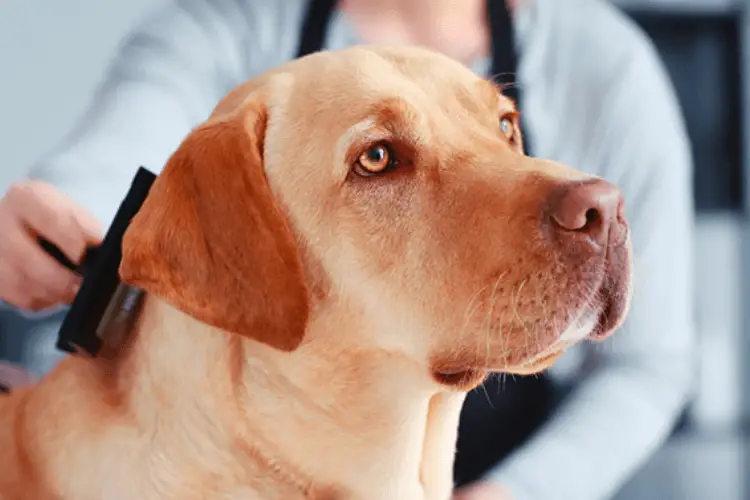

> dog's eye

[
  {"left": 500, "top": 115, "right": 515, "bottom": 140},
  {"left": 354, "top": 143, "right": 395, "bottom": 176}
]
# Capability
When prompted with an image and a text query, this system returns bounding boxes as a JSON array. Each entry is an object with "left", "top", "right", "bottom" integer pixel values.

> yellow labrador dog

[{"left": 0, "top": 45, "right": 632, "bottom": 500}]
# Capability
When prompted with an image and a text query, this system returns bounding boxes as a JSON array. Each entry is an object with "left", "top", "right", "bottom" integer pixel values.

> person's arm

[
  {"left": 485, "top": 32, "right": 696, "bottom": 500},
  {"left": 0, "top": 0, "right": 286, "bottom": 314},
  {"left": 0, "top": 0, "right": 250, "bottom": 314},
  {"left": 26, "top": 0, "right": 270, "bottom": 227}
]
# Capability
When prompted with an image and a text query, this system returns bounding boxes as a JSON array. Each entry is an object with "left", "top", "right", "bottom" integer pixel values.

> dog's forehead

[
  {"left": 270, "top": 46, "right": 511, "bottom": 124},
  {"left": 337, "top": 46, "right": 491, "bottom": 99},
  {"left": 216, "top": 46, "right": 514, "bottom": 126}
]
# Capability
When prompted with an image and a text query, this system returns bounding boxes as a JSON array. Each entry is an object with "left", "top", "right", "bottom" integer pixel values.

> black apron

[{"left": 296, "top": 0, "right": 554, "bottom": 486}]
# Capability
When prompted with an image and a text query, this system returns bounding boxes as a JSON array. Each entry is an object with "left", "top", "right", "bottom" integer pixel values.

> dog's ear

[{"left": 120, "top": 104, "right": 309, "bottom": 351}]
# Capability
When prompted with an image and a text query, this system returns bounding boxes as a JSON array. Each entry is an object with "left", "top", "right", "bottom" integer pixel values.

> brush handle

[{"left": 37, "top": 237, "right": 98, "bottom": 276}]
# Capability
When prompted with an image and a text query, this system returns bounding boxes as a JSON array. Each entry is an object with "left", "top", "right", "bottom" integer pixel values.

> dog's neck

[{"left": 96, "top": 296, "right": 464, "bottom": 499}]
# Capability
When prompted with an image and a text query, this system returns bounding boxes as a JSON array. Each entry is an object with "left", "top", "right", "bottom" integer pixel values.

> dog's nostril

[{"left": 583, "top": 208, "right": 600, "bottom": 229}]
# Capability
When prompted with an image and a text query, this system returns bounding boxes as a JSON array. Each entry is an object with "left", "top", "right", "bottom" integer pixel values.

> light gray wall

[{"left": 0, "top": 0, "right": 164, "bottom": 193}]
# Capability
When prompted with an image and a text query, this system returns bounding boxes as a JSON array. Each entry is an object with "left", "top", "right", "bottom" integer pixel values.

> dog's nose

[{"left": 548, "top": 179, "right": 625, "bottom": 246}]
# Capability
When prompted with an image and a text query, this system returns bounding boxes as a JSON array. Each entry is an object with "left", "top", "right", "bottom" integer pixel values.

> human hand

[
  {"left": 452, "top": 481, "right": 512, "bottom": 500},
  {"left": 0, "top": 180, "right": 102, "bottom": 310}
]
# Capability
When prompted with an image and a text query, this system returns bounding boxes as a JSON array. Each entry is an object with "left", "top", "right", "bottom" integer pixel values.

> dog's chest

[{"left": 217, "top": 486, "right": 272, "bottom": 500}]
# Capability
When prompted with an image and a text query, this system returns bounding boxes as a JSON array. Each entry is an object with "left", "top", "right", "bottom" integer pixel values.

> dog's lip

[
  {"left": 587, "top": 230, "right": 631, "bottom": 340},
  {"left": 563, "top": 302, "right": 615, "bottom": 342},
  {"left": 432, "top": 367, "right": 489, "bottom": 390},
  {"left": 560, "top": 262, "right": 628, "bottom": 343},
  {"left": 503, "top": 349, "right": 566, "bottom": 375},
  {"left": 587, "top": 283, "right": 625, "bottom": 341},
  {"left": 589, "top": 308, "right": 610, "bottom": 340},
  {"left": 512, "top": 294, "right": 615, "bottom": 369},
  {"left": 522, "top": 349, "right": 565, "bottom": 367}
]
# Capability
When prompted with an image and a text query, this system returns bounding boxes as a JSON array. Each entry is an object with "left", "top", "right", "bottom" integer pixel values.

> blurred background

[{"left": 0, "top": 0, "right": 748, "bottom": 498}]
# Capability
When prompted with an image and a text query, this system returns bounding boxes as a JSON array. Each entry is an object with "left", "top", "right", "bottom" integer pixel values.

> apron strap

[
  {"left": 487, "top": 0, "right": 519, "bottom": 102},
  {"left": 296, "top": 0, "right": 531, "bottom": 154},
  {"left": 487, "top": 1, "right": 531, "bottom": 155},
  {"left": 297, "top": 0, "right": 337, "bottom": 58}
]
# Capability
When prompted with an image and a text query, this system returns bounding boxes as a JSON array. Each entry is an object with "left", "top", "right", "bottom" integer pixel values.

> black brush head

[{"left": 55, "top": 167, "right": 157, "bottom": 356}]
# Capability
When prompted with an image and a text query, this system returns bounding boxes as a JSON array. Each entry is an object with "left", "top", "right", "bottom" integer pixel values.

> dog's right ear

[{"left": 120, "top": 102, "right": 309, "bottom": 351}]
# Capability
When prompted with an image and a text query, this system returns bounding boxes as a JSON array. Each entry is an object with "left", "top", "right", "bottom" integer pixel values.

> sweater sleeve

[
  {"left": 486, "top": 24, "right": 697, "bottom": 500},
  {"left": 26, "top": 0, "right": 267, "bottom": 227}
]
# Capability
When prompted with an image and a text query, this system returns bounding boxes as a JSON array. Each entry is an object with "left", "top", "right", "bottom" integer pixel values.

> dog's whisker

[
  {"left": 480, "top": 380, "right": 494, "bottom": 408},
  {"left": 472, "top": 271, "right": 509, "bottom": 368},
  {"left": 510, "top": 279, "right": 533, "bottom": 359},
  {"left": 495, "top": 308, "right": 511, "bottom": 369},
  {"left": 537, "top": 284, "right": 552, "bottom": 356},
  {"left": 482, "top": 272, "right": 508, "bottom": 366},
  {"left": 460, "top": 280, "right": 494, "bottom": 343}
]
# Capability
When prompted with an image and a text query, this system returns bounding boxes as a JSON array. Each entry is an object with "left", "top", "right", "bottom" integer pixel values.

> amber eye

[
  {"left": 500, "top": 115, "right": 514, "bottom": 140},
  {"left": 354, "top": 143, "right": 394, "bottom": 176}
]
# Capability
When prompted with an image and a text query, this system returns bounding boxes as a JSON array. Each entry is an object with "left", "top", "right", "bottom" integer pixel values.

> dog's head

[{"left": 120, "top": 46, "right": 632, "bottom": 389}]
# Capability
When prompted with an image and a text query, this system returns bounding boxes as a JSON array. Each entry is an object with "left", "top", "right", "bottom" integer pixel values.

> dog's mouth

[
  {"left": 432, "top": 247, "right": 631, "bottom": 386},
  {"left": 503, "top": 271, "right": 631, "bottom": 375},
  {"left": 585, "top": 264, "right": 631, "bottom": 341},
  {"left": 433, "top": 290, "right": 630, "bottom": 384}
]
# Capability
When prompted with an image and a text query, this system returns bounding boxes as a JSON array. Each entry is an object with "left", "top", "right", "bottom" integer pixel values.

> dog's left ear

[{"left": 120, "top": 103, "right": 309, "bottom": 351}]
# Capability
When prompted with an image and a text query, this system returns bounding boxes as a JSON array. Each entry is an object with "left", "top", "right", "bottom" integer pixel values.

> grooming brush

[{"left": 38, "top": 167, "right": 157, "bottom": 357}]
